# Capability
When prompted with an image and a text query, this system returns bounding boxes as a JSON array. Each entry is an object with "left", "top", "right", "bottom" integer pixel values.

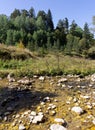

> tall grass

[
  {"left": 0, "top": 44, "right": 95, "bottom": 77},
  {"left": 0, "top": 53, "right": 95, "bottom": 77}
]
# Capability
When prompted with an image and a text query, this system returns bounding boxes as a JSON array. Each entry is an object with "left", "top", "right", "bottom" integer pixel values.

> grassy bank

[
  {"left": 0, "top": 44, "right": 95, "bottom": 77},
  {"left": 0, "top": 53, "right": 95, "bottom": 77}
]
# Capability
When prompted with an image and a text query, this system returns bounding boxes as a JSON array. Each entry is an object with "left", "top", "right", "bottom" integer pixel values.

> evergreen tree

[
  {"left": 36, "top": 16, "right": 46, "bottom": 30},
  {"left": 21, "top": 9, "right": 29, "bottom": 17},
  {"left": 14, "top": 16, "right": 25, "bottom": 30},
  {"left": 83, "top": 23, "right": 93, "bottom": 49},
  {"left": 6, "top": 30, "right": 14, "bottom": 45},
  {"left": 63, "top": 17, "right": 69, "bottom": 34},
  {"left": 57, "top": 19, "right": 64, "bottom": 29},
  {"left": 37, "top": 10, "right": 46, "bottom": 21},
  {"left": 83, "top": 22, "right": 90, "bottom": 39},
  {"left": 0, "top": 15, "right": 9, "bottom": 43},
  {"left": 13, "top": 30, "right": 21, "bottom": 43},
  {"left": 29, "top": 7, "right": 35, "bottom": 18},
  {"left": 74, "top": 27, "right": 83, "bottom": 38},
  {"left": 70, "top": 20, "right": 77, "bottom": 35},
  {"left": 10, "top": 9, "right": 21, "bottom": 19},
  {"left": 46, "top": 9, "right": 54, "bottom": 30},
  {"left": 33, "top": 30, "right": 47, "bottom": 47}
]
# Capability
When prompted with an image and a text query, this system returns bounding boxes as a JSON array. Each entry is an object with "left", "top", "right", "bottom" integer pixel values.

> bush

[
  {"left": 87, "top": 47, "right": 95, "bottom": 59},
  {"left": 0, "top": 50, "right": 11, "bottom": 60},
  {"left": 0, "top": 44, "right": 33, "bottom": 60}
]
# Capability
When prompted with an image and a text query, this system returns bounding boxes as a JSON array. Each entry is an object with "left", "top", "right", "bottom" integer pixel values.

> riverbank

[{"left": 0, "top": 74, "right": 95, "bottom": 130}]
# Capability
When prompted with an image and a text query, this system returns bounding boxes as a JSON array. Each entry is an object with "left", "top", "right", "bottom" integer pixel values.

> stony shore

[{"left": 0, "top": 74, "right": 95, "bottom": 130}]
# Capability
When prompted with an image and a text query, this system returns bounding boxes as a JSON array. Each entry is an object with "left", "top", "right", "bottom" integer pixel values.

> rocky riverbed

[{"left": 0, "top": 74, "right": 95, "bottom": 130}]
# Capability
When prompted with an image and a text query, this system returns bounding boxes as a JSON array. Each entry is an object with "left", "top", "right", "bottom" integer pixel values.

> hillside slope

[{"left": 0, "top": 44, "right": 33, "bottom": 60}]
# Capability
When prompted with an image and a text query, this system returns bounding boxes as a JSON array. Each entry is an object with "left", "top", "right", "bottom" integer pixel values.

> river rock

[
  {"left": 29, "top": 115, "right": 34, "bottom": 123},
  {"left": 30, "top": 111, "right": 36, "bottom": 116},
  {"left": 4, "top": 111, "right": 11, "bottom": 116},
  {"left": 39, "top": 76, "right": 45, "bottom": 81},
  {"left": 24, "top": 110, "right": 31, "bottom": 115},
  {"left": 32, "top": 115, "right": 44, "bottom": 124},
  {"left": 19, "top": 124, "right": 26, "bottom": 130},
  {"left": 17, "top": 79, "right": 32, "bottom": 85},
  {"left": 38, "top": 112, "right": 43, "bottom": 115},
  {"left": 33, "top": 75, "right": 38, "bottom": 78},
  {"left": 50, "top": 124, "right": 67, "bottom": 130},
  {"left": 71, "top": 106, "right": 83, "bottom": 115},
  {"left": 6, "top": 106, "right": 14, "bottom": 111},
  {"left": 43, "top": 96, "right": 50, "bottom": 102},
  {"left": 54, "top": 118, "right": 65, "bottom": 125},
  {"left": 92, "top": 119, "right": 95, "bottom": 125},
  {"left": 91, "top": 74, "right": 95, "bottom": 81},
  {"left": 40, "top": 101, "right": 45, "bottom": 105},
  {"left": 58, "top": 78, "right": 67, "bottom": 83},
  {"left": 7, "top": 73, "right": 15, "bottom": 82},
  {"left": 50, "top": 110, "right": 56, "bottom": 116},
  {"left": 49, "top": 104, "right": 56, "bottom": 109},
  {"left": 4, "top": 116, "right": 8, "bottom": 121},
  {"left": 80, "top": 95, "right": 90, "bottom": 99}
]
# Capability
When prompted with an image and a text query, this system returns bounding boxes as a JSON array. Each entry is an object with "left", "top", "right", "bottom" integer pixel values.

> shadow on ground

[{"left": 0, "top": 85, "right": 57, "bottom": 121}]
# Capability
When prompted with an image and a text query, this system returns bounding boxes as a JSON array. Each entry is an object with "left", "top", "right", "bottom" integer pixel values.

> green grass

[
  {"left": 0, "top": 44, "right": 95, "bottom": 77},
  {"left": 0, "top": 53, "right": 95, "bottom": 77}
]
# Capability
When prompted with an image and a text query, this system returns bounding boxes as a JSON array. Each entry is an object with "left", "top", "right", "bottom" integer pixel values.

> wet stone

[
  {"left": 4, "top": 111, "right": 11, "bottom": 116},
  {"left": 6, "top": 106, "right": 14, "bottom": 111},
  {"left": 4, "top": 116, "right": 8, "bottom": 121}
]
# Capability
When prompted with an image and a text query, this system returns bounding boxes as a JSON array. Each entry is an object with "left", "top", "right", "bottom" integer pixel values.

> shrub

[{"left": 87, "top": 47, "right": 95, "bottom": 59}]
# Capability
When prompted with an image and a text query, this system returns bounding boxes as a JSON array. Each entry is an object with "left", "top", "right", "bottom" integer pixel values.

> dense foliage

[{"left": 0, "top": 7, "right": 95, "bottom": 58}]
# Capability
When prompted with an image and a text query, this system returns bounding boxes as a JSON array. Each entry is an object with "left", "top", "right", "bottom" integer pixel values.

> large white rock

[
  {"left": 32, "top": 115, "right": 44, "bottom": 124},
  {"left": 19, "top": 124, "right": 26, "bottom": 130},
  {"left": 50, "top": 124, "right": 67, "bottom": 130},
  {"left": 39, "top": 76, "right": 45, "bottom": 81},
  {"left": 71, "top": 106, "right": 83, "bottom": 115}
]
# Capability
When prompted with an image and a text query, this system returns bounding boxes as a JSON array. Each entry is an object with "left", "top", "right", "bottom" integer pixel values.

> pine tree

[
  {"left": 70, "top": 20, "right": 77, "bottom": 35},
  {"left": 29, "top": 7, "right": 35, "bottom": 18},
  {"left": 83, "top": 23, "right": 90, "bottom": 39},
  {"left": 47, "top": 9, "right": 54, "bottom": 30},
  {"left": 10, "top": 9, "right": 21, "bottom": 19},
  {"left": 63, "top": 17, "right": 69, "bottom": 34}
]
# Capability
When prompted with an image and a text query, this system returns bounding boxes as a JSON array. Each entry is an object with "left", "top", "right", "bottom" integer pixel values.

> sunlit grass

[{"left": 0, "top": 53, "right": 95, "bottom": 77}]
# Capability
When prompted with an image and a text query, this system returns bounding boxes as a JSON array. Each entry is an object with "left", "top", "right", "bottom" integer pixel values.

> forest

[{"left": 0, "top": 7, "right": 95, "bottom": 58}]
